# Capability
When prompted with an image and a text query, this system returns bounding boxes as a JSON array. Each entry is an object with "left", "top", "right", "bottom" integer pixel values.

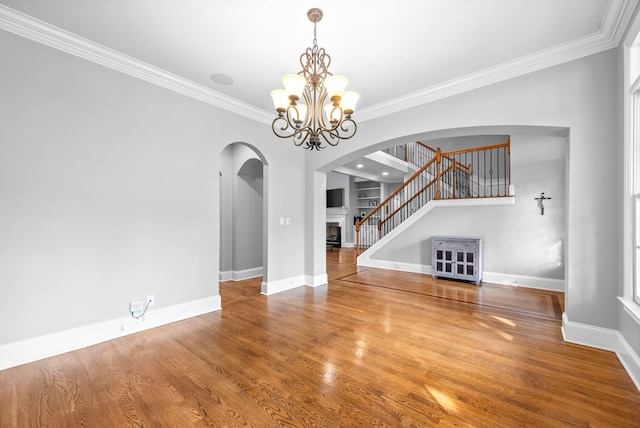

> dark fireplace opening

[{"left": 326, "top": 222, "right": 342, "bottom": 248}]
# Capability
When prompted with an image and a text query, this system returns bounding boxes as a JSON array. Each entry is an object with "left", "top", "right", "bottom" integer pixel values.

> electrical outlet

[
  {"left": 130, "top": 300, "right": 143, "bottom": 313},
  {"left": 147, "top": 294, "right": 155, "bottom": 307}
]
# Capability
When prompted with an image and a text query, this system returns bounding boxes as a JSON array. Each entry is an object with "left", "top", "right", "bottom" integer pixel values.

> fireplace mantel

[{"left": 326, "top": 213, "right": 348, "bottom": 248}]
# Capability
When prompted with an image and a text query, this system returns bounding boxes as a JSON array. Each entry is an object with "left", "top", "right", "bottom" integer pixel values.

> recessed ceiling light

[
  {"left": 382, "top": 172, "right": 389, "bottom": 176},
  {"left": 356, "top": 164, "right": 364, "bottom": 168},
  {"left": 210, "top": 73, "right": 234, "bottom": 85}
]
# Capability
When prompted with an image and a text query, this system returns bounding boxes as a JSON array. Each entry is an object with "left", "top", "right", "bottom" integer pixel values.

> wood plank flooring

[{"left": 1, "top": 248, "right": 639, "bottom": 427}]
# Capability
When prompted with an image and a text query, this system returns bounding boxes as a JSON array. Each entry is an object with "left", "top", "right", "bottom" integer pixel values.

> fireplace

[{"left": 326, "top": 222, "right": 342, "bottom": 248}]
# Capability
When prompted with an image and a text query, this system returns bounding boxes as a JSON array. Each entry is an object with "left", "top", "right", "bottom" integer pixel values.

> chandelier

[{"left": 271, "top": 8, "right": 359, "bottom": 151}]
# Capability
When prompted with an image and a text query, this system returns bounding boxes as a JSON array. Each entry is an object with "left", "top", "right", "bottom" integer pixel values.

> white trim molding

[
  {"left": 219, "top": 270, "right": 233, "bottom": 282},
  {"left": 482, "top": 271, "right": 565, "bottom": 292},
  {"left": 0, "top": 295, "right": 222, "bottom": 371},
  {"left": 261, "top": 274, "right": 329, "bottom": 295},
  {"left": 219, "top": 267, "right": 263, "bottom": 282},
  {"left": 561, "top": 312, "right": 620, "bottom": 351},
  {"left": 261, "top": 275, "right": 306, "bottom": 295},
  {"left": 618, "top": 331, "right": 640, "bottom": 391},
  {"left": 305, "top": 273, "right": 329, "bottom": 288},
  {"left": 358, "top": 259, "right": 432, "bottom": 276}
]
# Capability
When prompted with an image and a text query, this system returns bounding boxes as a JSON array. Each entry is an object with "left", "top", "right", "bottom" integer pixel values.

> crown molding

[
  {"left": 357, "top": 0, "right": 639, "bottom": 122},
  {"left": 0, "top": 4, "right": 273, "bottom": 125},
  {"left": 1, "top": 1, "right": 637, "bottom": 125}
]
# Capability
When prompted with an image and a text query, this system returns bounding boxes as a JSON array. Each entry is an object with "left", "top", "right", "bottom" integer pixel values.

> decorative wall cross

[{"left": 534, "top": 192, "right": 551, "bottom": 215}]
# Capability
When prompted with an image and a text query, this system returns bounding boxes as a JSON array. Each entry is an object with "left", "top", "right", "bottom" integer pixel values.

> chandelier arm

[
  {"left": 293, "top": 129, "right": 311, "bottom": 147},
  {"left": 319, "top": 131, "right": 340, "bottom": 147},
  {"left": 285, "top": 103, "right": 304, "bottom": 128},
  {"left": 301, "top": 86, "right": 313, "bottom": 130},
  {"left": 337, "top": 117, "right": 358, "bottom": 140},
  {"left": 299, "top": 49, "right": 313, "bottom": 83},
  {"left": 272, "top": 116, "right": 293, "bottom": 138},
  {"left": 272, "top": 115, "right": 306, "bottom": 141}
]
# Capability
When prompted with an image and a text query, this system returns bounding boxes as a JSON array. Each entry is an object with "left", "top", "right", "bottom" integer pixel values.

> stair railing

[
  {"left": 442, "top": 139, "right": 511, "bottom": 198},
  {"left": 383, "top": 141, "right": 437, "bottom": 168},
  {"left": 355, "top": 138, "right": 511, "bottom": 253}
]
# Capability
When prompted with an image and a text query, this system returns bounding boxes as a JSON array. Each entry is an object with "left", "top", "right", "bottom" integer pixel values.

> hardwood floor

[{"left": 1, "top": 248, "right": 639, "bottom": 427}]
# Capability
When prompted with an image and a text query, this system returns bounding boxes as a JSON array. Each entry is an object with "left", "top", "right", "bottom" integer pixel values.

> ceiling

[{"left": 0, "top": 0, "right": 635, "bottom": 181}]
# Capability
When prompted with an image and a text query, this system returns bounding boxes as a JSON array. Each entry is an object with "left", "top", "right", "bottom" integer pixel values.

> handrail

[{"left": 442, "top": 140, "right": 510, "bottom": 157}]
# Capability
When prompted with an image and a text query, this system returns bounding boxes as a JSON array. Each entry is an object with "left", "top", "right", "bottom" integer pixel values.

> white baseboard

[
  {"left": 0, "top": 295, "right": 222, "bottom": 371},
  {"left": 561, "top": 312, "right": 620, "bottom": 352},
  {"left": 260, "top": 274, "right": 326, "bottom": 295},
  {"left": 305, "top": 273, "right": 328, "bottom": 287},
  {"left": 358, "top": 258, "right": 432, "bottom": 275},
  {"left": 482, "top": 271, "right": 565, "bottom": 292},
  {"left": 618, "top": 334, "right": 640, "bottom": 391},
  {"left": 219, "top": 267, "right": 263, "bottom": 282},
  {"left": 261, "top": 275, "right": 305, "bottom": 295},
  {"left": 357, "top": 258, "right": 564, "bottom": 291}
]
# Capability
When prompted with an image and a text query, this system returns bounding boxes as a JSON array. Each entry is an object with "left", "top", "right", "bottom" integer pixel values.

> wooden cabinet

[{"left": 432, "top": 236, "right": 483, "bottom": 285}]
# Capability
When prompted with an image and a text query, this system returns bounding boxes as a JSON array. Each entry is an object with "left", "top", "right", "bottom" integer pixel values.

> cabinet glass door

[
  {"left": 456, "top": 251, "right": 476, "bottom": 276},
  {"left": 435, "top": 249, "right": 454, "bottom": 273}
]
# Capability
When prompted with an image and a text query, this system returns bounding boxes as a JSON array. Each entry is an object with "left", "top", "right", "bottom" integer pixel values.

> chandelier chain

[{"left": 312, "top": 22, "right": 318, "bottom": 55}]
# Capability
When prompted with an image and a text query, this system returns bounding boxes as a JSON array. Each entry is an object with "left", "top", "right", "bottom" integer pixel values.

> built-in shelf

[{"left": 355, "top": 181, "right": 381, "bottom": 217}]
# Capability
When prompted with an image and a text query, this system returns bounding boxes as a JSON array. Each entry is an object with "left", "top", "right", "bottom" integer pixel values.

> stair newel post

[
  {"left": 355, "top": 221, "right": 360, "bottom": 255},
  {"left": 435, "top": 148, "right": 442, "bottom": 200}
]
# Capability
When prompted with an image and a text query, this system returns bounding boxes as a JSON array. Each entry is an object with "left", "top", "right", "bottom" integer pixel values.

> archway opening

[{"left": 219, "top": 143, "right": 267, "bottom": 299}]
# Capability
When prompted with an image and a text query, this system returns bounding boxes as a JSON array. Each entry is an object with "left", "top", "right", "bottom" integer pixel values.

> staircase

[{"left": 356, "top": 138, "right": 512, "bottom": 253}]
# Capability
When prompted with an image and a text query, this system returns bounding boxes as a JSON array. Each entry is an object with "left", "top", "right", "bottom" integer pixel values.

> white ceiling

[{"left": 0, "top": 0, "right": 635, "bottom": 181}]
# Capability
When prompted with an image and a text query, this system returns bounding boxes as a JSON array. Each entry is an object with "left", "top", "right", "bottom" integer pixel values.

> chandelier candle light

[{"left": 271, "top": 8, "right": 359, "bottom": 150}]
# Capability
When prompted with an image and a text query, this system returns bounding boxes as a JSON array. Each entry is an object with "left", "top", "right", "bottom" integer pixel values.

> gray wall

[
  {"left": 219, "top": 148, "right": 233, "bottom": 274},
  {"left": 234, "top": 157, "right": 263, "bottom": 271},
  {"left": 0, "top": 29, "right": 305, "bottom": 345}
]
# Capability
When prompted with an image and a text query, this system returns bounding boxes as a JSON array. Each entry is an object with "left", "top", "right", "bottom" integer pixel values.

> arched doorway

[
  {"left": 219, "top": 143, "right": 267, "bottom": 293},
  {"left": 310, "top": 126, "right": 567, "bottom": 292}
]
